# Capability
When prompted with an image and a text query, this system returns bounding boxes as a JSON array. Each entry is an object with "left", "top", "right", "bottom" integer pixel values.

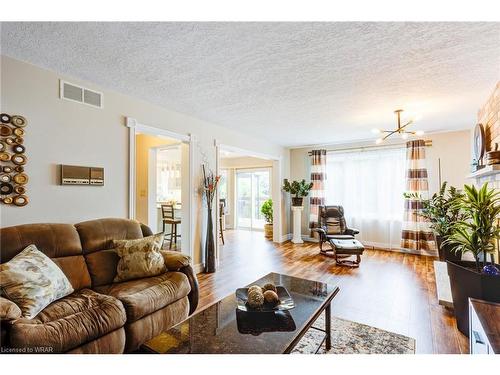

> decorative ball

[
  {"left": 248, "top": 285, "right": 262, "bottom": 294},
  {"left": 262, "top": 283, "right": 277, "bottom": 293},
  {"left": 482, "top": 264, "right": 500, "bottom": 276},
  {"left": 263, "top": 290, "right": 279, "bottom": 307},
  {"left": 247, "top": 289, "right": 264, "bottom": 308}
]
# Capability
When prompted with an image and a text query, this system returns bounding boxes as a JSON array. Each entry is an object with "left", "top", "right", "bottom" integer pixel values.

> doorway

[
  {"left": 216, "top": 145, "right": 282, "bottom": 266},
  {"left": 127, "top": 117, "right": 193, "bottom": 257}
]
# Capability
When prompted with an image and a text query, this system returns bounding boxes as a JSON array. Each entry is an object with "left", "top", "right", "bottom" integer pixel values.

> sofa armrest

[
  {"left": 159, "top": 250, "right": 199, "bottom": 315},
  {"left": 179, "top": 265, "right": 199, "bottom": 315},
  {"left": 0, "top": 297, "right": 21, "bottom": 321},
  {"left": 160, "top": 250, "right": 191, "bottom": 271},
  {"left": 345, "top": 228, "right": 360, "bottom": 236}
]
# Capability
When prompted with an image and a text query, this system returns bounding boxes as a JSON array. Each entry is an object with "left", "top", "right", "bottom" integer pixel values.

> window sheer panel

[{"left": 325, "top": 148, "right": 406, "bottom": 250}]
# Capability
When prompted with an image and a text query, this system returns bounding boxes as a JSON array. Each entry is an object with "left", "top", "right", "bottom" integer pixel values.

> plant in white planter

[
  {"left": 261, "top": 199, "right": 273, "bottom": 240},
  {"left": 444, "top": 183, "right": 500, "bottom": 335}
]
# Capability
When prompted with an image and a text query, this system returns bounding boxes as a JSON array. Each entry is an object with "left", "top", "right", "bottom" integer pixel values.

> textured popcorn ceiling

[{"left": 1, "top": 22, "right": 499, "bottom": 146}]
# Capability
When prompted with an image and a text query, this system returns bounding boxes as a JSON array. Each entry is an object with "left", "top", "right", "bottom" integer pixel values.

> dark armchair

[{"left": 313, "top": 205, "right": 359, "bottom": 253}]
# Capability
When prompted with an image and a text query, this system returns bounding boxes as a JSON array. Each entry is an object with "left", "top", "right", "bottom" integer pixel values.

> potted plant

[
  {"left": 444, "top": 183, "right": 500, "bottom": 335},
  {"left": 406, "top": 182, "right": 466, "bottom": 261},
  {"left": 261, "top": 199, "right": 273, "bottom": 240},
  {"left": 282, "top": 179, "right": 313, "bottom": 206}
]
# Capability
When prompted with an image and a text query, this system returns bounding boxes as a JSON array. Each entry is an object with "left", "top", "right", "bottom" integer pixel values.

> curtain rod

[{"left": 308, "top": 140, "right": 432, "bottom": 155}]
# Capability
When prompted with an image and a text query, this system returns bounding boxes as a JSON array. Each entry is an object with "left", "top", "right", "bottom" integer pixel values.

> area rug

[{"left": 292, "top": 314, "right": 416, "bottom": 354}]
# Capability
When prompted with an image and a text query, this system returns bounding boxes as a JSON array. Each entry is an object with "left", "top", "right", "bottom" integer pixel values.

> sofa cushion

[
  {"left": 0, "top": 223, "right": 83, "bottom": 263},
  {"left": 0, "top": 296, "right": 21, "bottom": 320},
  {"left": 95, "top": 272, "right": 191, "bottom": 322},
  {"left": 84, "top": 249, "right": 120, "bottom": 287},
  {"left": 113, "top": 233, "right": 166, "bottom": 282},
  {"left": 0, "top": 245, "right": 74, "bottom": 319},
  {"left": 124, "top": 296, "right": 189, "bottom": 352},
  {"left": 0, "top": 223, "right": 91, "bottom": 291},
  {"left": 9, "top": 289, "right": 126, "bottom": 353},
  {"left": 76, "top": 218, "right": 144, "bottom": 255}
]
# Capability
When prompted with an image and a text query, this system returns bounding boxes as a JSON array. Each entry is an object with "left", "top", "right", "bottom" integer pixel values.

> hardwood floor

[{"left": 196, "top": 229, "right": 469, "bottom": 354}]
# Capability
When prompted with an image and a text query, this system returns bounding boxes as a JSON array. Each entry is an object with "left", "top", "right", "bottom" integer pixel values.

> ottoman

[{"left": 322, "top": 238, "right": 365, "bottom": 267}]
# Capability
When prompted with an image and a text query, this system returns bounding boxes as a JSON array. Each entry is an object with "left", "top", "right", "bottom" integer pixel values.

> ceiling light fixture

[{"left": 372, "top": 109, "right": 424, "bottom": 144}]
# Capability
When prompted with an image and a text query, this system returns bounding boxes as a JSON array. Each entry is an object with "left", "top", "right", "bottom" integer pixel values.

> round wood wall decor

[
  {"left": 0, "top": 113, "right": 11, "bottom": 123},
  {"left": 0, "top": 113, "right": 29, "bottom": 207},
  {"left": 14, "top": 185, "right": 26, "bottom": 194},
  {"left": 13, "top": 173, "right": 28, "bottom": 185},
  {"left": 11, "top": 115, "right": 27, "bottom": 128},
  {"left": 0, "top": 152, "right": 11, "bottom": 162},
  {"left": 13, "top": 144, "right": 25, "bottom": 154},
  {"left": 13, "top": 195, "right": 28, "bottom": 206},
  {"left": 0, "top": 125, "right": 12, "bottom": 137},
  {"left": 0, "top": 182, "right": 14, "bottom": 195},
  {"left": 11, "top": 154, "right": 27, "bottom": 165}
]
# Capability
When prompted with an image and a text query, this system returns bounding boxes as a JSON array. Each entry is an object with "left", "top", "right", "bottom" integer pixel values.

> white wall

[
  {"left": 289, "top": 130, "right": 472, "bottom": 235},
  {"left": 0, "top": 56, "right": 290, "bottom": 267}
]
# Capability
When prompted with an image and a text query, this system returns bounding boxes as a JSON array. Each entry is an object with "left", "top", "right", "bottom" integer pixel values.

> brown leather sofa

[{"left": 0, "top": 218, "right": 199, "bottom": 353}]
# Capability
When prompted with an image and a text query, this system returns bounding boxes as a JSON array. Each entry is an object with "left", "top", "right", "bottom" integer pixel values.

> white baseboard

[
  {"left": 362, "top": 241, "right": 437, "bottom": 257},
  {"left": 193, "top": 263, "right": 204, "bottom": 274},
  {"left": 279, "top": 233, "right": 292, "bottom": 242},
  {"left": 279, "top": 233, "right": 318, "bottom": 243}
]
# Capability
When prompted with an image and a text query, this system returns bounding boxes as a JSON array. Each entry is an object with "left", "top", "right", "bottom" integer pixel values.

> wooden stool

[{"left": 161, "top": 204, "right": 181, "bottom": 250}]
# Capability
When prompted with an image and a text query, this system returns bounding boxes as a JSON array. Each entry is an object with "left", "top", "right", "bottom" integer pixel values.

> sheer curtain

[{"left": 324, "top": 147, "right": 406, "bottom": 250}]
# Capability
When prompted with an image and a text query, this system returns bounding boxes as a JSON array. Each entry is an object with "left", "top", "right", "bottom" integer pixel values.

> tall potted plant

[
  {"left": 444, "top": 183, "right": 500, "bottom": 335},
  {"left": 406, "top": 182, "right": 466, "bottom": 261},
  {"left": 261, "top": 199, "right": 273, "bottom": 240},
  {"left": 282, "top": 179, "right": 313, "bottom": 206},
  {"left": 201, "top": 164, "right": 220, "bottom": 273}
]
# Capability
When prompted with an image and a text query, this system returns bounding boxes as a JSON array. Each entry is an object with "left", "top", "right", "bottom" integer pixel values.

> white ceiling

[{"left": 1, "top": 22, "right": 499, "bottom": 147}]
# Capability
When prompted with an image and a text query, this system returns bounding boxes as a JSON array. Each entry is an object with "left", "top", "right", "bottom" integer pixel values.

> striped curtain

[
  {"left": 401, "top": 140, "right": 437, "bottom": 255},
  {"left": 309, "top": 150, "right": 327, "bottom": 232}
]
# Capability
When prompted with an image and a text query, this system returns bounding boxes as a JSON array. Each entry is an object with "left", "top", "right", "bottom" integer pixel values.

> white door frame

[
  {"left": 126, "top": 117, "right": 195, "bottom": 259},
  {"left": 215, "top": 141, "right": 283, "bottom": 259}
]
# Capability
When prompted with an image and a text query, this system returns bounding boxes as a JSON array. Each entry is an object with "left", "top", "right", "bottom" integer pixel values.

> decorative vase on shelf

[{"left": 205, "top": 207, "right": 216, "bottom": 273}]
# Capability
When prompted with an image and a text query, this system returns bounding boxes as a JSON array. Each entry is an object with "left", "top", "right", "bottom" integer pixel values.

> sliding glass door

[{"left": 236, "top": 169, "right": 270, "bottom": 230}]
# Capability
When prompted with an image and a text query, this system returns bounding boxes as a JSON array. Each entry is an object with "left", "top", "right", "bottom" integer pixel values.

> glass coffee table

[{"left": 141, "top": 272, "right": 339, "bottom": 354}]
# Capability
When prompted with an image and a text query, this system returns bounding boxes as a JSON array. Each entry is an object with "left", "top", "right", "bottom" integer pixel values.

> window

[
  {"left": 324, "top": 147, "right": 406, "bottom": 249},
  {"left": 236, "top": 169, "right": 271, "bottom": 229}
]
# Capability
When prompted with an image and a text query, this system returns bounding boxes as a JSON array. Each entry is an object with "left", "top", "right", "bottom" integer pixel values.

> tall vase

[{"left": 205, "top": 206, "right": 216, "bottom": 273}]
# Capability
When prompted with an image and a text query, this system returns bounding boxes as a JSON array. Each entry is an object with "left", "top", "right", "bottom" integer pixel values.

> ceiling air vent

[{"left": 60, "top": 80, "right": 103, "bottom": 108}]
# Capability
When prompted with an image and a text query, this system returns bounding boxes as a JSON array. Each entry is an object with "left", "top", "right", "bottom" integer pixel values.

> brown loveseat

[{"left": 0, "top": 218, "right": 199, "bottom": 353}]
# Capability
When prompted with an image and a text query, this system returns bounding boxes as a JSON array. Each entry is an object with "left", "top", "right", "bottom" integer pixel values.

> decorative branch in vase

[{"left": 202, "top": 164, "right": 220, "bottom": 273}]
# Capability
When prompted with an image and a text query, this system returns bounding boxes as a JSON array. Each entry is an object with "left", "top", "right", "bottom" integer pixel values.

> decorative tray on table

[{"left": 235, "top": 285, "right": 295, "bottom": 312}]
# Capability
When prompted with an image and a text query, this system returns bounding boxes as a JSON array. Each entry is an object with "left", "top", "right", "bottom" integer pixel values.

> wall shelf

[{"left": 467, "top": 165, "right": 500, "bottom": 179}]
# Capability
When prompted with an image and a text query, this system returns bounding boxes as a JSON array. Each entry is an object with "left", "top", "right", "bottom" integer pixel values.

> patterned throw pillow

[
  {"left": 113, "top": 233, "right": 166, "bottom": 282},
  {"left": 0, "top": 245, "right": 74, "bottom": 319}
]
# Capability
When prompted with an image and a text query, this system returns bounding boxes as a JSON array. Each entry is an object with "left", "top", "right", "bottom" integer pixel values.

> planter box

[
  {"left": 264, "top": 223, "right": 273, "bottom": 240},
  {"left": 291, "top": 197, "right": 303, "bottom": 206},
  {"left": 447, "top": 260, "right": 500, "bottom": 336},
  {"left": 436, "top": 236, "right": 462, "bottom": 262}
]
